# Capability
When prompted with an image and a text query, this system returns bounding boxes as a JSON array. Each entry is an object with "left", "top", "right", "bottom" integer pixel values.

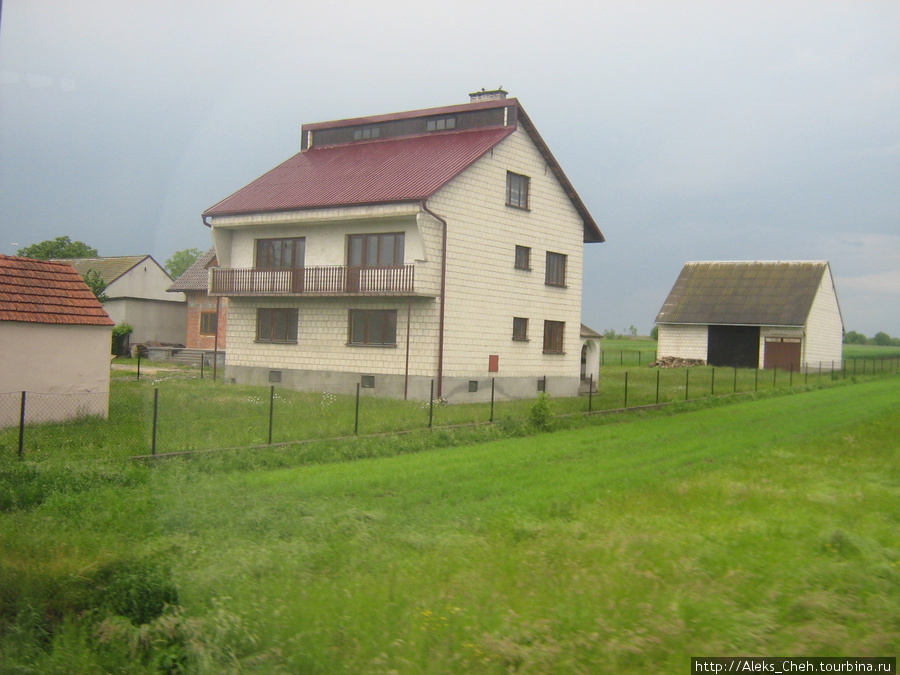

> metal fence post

[
  {"left": 656, "top": 369, "right": 660, "bottom": 405},
  {"left": 18, "top": 391, "right": 26, "bottom": 460},
  {"left": 429, "top": 379, "right": 434, "bottom": 428},
  {"left": 268, "top": 385, "right": 275, "bottom": 445},
  {"left": 624, "top": 371, "right": 628, "bottom": 409},
  {"left": 490, "top": 378, "right": 495, "bottom": 422},
  {"left": 733, "top": 366, "right": 738, "bottom": 394},
  {"left": 685, "top": 369, "right": 690, "bottom": 401},
  {"left": 354, "top": 383, "right": 360, "bottom": 435},
  {"left": 589, "top": 373, "right": 594, "bottom": 412},
  {"left": 137, "top": 350, "right": 142, "bottom": 380},
  {"left": 711, "top": 367, "right": 715, "bottom": 397},
  {"left": 151, "top": 388, "right": 159, "bottom": 455}
]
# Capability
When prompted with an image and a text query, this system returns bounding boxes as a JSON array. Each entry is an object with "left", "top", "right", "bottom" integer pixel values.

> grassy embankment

[{"left": 1, "top": 376, "right": 898, "bottom": 672}]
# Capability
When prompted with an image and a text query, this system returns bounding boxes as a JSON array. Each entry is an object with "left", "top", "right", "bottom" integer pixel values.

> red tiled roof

[
  {"left": 0, "top": 255, "right": 115, "bottom": 326},
  {"left": 204, "top": 127, "right": 514, "bottom": 217}
]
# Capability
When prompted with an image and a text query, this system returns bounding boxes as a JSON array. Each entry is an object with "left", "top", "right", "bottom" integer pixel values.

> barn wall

[
  {"left": 657, "top": 324, "right": 707, "bottom": 361},
  {"left": 803, "top": 272, "right": 843, "bottom": 370}
]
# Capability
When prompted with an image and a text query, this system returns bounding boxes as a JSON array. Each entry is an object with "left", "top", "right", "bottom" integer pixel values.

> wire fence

[{"left": 3, "top": 356, "right": 898, "bottom": 460}]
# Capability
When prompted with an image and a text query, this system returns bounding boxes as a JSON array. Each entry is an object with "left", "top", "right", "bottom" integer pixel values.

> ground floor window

[
  {"left": 349, "top": 309, "right": 397, "bottom": 346},
  {"left": 513, "top": 317, "right": 528, "bottom": 341},
  {"left": 543, "top": 320, "right": 565, "bottom": 353},
  {"left": 256, "top": 308, "right": 298, "bottom": 343},
  {"left": 200, "top": 311, "right": 218, "bottom": 336}
]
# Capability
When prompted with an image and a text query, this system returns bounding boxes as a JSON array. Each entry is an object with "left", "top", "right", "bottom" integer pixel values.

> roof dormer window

[
  {"left": 426, "top": 116, "right": 457, "bottom": 132},
  {"left": 353, "top": 126, "right": 381, "bottom": 141}
]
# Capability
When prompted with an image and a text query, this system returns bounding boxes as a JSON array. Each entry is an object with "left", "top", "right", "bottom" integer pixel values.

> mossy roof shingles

[
  {"left": 0, "top": 255, "right": 114, "bottom": 326},
  {"left": 656, "top": 261, "right": 829, "bottom": 327}
]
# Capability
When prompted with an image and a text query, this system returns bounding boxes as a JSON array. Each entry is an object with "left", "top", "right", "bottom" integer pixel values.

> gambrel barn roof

[
  {"left": 656, "top": 261, "right": 839, "bottom": 327},
  {"left": 0, "top": 255, "right": 114, "bottom": 326},
  {"left": 203, "top": 96, "right": 604, "bottom": 244}
]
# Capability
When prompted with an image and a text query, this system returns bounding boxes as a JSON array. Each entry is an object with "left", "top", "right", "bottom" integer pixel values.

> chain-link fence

[{"left": 4, "top": 356, "right": 898, "bottom": 460}]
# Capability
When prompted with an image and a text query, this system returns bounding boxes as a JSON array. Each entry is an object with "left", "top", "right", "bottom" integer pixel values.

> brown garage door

[{"left": 764, "top": 338, "right": 801, "bottom": 371}]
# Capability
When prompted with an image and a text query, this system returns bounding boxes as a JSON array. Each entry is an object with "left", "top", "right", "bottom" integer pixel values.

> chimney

[{"left": 469, "top": 88, "right": 508, "bottom": 104}]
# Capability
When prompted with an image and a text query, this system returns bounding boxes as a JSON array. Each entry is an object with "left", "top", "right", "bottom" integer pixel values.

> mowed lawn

[{"left": 1, "top": 377, "right": 899, "bottom": 673}]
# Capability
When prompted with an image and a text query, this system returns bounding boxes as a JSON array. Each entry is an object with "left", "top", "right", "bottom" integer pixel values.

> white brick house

[
  {"left": 655, "top": 261, "right": 844, "bottom": 372},
  {"left": 203, "top": 91, "right": 604, "bottom": 401}
]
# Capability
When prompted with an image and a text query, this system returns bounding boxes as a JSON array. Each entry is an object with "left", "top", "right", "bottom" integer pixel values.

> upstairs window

[
  {"left": 257, "top": 308, "right": 298, "bottom": 343},
  {"left": 513, "top": 317, "right": 528, "bottom": 341},
  {"left": 543, "top": 320, "right": 565, "bottom": 354},
  {"left": 348, "top": 233, "right": 404, "bottom": 268},
  {"left": 506, "top": 172, "right": 530, "bottom": 209},
  {"left": 349, "top": 309, "right": 397, "bottom": 346},
  {"left": 256, "top": 238, "right": 305, "bottom": 270},
  {"left": 514, "top": 245, "right": 531, "bottom": 270},
  {"left": 545, "top": 251, "right": 567, "bottom": 287}
]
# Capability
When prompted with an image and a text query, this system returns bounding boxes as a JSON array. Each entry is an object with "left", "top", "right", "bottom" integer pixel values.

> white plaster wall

[
  {"left": 657, "top": 324, "right": 708, "bottom": 360},
  {"left": 803, "top": 270, "right": 844, "bottom": 369},
  {"left": 427, "top": 127, "right": 587, "bottom": 380},
  {"left": 106, "top": 258, "right": 183, "bottom": 302},
  {"left": 0, "top": 322, "right": 111, "bottom": 426},
  {"left": 105, "top": 298, "right": 187, "bottom": 345}
]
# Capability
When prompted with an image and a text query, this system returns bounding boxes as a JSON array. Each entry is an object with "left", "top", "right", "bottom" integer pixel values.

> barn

[{"left": 655, "top": 261, "right": 844, "bottom": 372}]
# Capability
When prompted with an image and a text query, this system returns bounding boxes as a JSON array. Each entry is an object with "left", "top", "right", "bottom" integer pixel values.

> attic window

[
  {"left": 426, "top": 117, "right": 457, "bottom": 132},
  {"left": 352, "top": 126, "right": 381, "bottom": 141}
]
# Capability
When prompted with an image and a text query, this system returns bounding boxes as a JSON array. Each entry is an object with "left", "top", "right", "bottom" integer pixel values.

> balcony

[{"left": 210, "top": 265, "right": 422, "bottom": 297}]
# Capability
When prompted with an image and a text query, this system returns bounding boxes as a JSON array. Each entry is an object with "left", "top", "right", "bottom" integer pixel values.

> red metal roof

[
  {"left": 204, "top": 126, "right": 514, "bottom": 217},
  {"left": 0, "top": 255, "right": 115, "bottom": 326}
]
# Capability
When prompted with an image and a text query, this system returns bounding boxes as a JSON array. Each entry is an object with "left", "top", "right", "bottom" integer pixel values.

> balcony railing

[{"left": 210, "top": 265, "right": 417, "bottom": 296}]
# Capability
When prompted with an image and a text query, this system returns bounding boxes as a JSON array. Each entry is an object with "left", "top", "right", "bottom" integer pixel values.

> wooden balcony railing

[{"left": 210, "top": 265, "right": 417, "bottom": 296}]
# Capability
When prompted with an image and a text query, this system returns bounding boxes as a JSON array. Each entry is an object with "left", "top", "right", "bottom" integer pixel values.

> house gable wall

[
  {"left": 803, "top": 270, "right": 843, "bottom": 369},
  {"left": 657, "top": 324, "right": 708, "bottom": 361},
  {"left": 427, "top": 126, "right": 586, "bottom": 392},
  {"left": 106, "top": 259, "right": 184, "bottom": 303}
]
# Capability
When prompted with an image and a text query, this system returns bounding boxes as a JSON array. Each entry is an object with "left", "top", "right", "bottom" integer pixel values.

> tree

[
  {"left": 873, "top": 331, "right": 893, "bottom": 346},
  {"left": 82, "top": 269, "right": 109, "bottom": 302},
  {"left": 17, "top": 236, "right": 98, "bottom": 260},
  {"left": 843, "top": 331, "right": 868, "bottom": 345},
  {"left": 164, "top": 248, "right": 203, "bottom": 279}
]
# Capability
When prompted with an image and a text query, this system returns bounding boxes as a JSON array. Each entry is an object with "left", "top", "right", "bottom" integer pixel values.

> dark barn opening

[{"left": 707, "top": 325, "right": 760, "bottom": 368}]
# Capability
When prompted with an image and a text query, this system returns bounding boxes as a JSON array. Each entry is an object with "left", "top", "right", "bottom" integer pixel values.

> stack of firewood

[{"left": 649, "top": 356, "right": 706, "bottom": 368}]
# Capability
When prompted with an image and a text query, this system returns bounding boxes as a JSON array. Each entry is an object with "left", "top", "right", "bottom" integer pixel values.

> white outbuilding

[{"left": 655, "top": 261, "right": 844, "bottom": 372}]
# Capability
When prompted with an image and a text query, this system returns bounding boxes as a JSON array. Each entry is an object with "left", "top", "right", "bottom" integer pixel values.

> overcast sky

[{"left": 1, "top": 1, "right": 898, "bottom": 336}]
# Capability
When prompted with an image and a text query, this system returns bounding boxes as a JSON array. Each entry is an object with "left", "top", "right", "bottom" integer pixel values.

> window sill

[
  {"left": 346, "top": 343, "right": 398, "bottom": 348},
  {"left": 542, "top": 350, "right": 566, "bottom": 355},
  {"left": 514, "top": 266, "right": 532, "bottom": 272},
  {"left": 505, "top": 203, "right": 531, "bottom": 212},
  {"left": 544, "top": 283, "right": 569, "bottom": 289},
  {"left": 255, "top": 340, "right": 298, "bottom": 345},
  {"left": 512, "top": 337, "right": 530, "bottom": 342}
]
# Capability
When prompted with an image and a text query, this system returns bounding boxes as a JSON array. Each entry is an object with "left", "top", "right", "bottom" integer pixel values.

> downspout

[{"left": 421, "top": 200, "right": 447, "bottom": 399}]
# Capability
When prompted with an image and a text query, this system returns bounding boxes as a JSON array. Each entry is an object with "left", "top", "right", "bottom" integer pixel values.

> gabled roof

[
  {"left": 0, "top": 255, "right": 114, "bottom": 326},
  {"left": 656, "top": 261, "right": 831, "bottom": 327},
  {"left": 58, "top": 255, "right": 163, "bottom": 285},
  {"left": 168, "top": 248, "right": 217, "bottom": 292},
  {"left": 203, "top": 96, "right": 604, "bottom": 243}
]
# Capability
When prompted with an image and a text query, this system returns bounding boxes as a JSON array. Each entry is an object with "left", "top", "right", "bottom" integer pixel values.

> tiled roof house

[
  {"left": 203, "top": 90, "right": 604, "bottom": 401},
  {"left": 61, "top": 255, "right": 186, "bottom": 345},
  {"left": 0, "top": 255, "right": 114, "bottom": 426},
  {"left": 655, "top": 261, "right": 844, "bottom": 371},
  {"left": 167, "top": 247, "right": 227, "bottom": 353}
]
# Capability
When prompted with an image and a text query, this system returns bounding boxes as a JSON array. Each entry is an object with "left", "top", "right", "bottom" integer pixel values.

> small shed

[
  {"left": 655, "top": 261, "right": 844, "bottom": 372},
  {"left": 0, "top": 255, "right": 115, "bottom": 427}
]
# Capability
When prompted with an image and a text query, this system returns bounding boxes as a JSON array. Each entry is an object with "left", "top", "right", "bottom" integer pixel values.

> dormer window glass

[
  {"left": 426, "top": 116, "right": 457, "bottom": 132},
  {"left": 506, "top": 172, "right": 530, "bottom": 209},
  {"left": 352, "top": 126, "right": 381, "bottom": 141}
]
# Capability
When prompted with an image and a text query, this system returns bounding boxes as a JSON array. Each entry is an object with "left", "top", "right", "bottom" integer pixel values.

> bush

[{"left": 529, "top": 394, "right": 555, "bottom": 431}]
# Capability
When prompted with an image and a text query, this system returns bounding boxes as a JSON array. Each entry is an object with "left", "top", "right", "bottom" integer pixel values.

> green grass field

[{"left": 1, "top": 376, "right": 898, "bottom": 673}]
